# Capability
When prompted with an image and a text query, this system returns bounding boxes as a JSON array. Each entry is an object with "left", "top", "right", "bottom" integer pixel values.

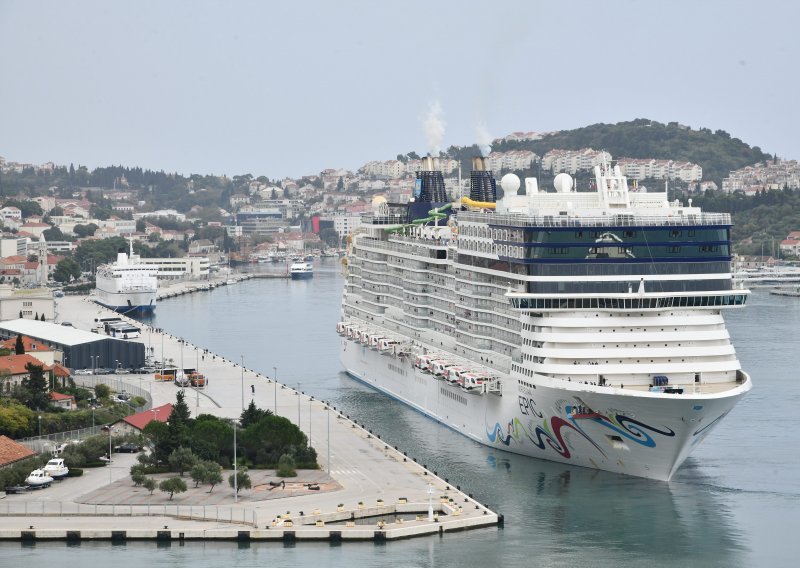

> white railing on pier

[{"left": 0, "top": 501, "right": 257, "bottom": 527}]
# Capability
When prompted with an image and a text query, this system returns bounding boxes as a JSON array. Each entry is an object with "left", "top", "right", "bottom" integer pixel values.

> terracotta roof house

[
  {"left": 111, "top": 403, "right": 173, "bottom": 435},
  {"left": 0, "top": 353, "right": 69, "bottom": 395},
  {"left": 49, "top": 390, "right": 76, "bottom": 410},
  {"left": 0, "top": 335, "right": 55, "bottom": 366},
  {"left": 0, "top": 435, "right": 36, "bottom": 468}
]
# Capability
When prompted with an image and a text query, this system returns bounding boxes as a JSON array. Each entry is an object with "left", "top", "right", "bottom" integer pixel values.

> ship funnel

[
  {"left": 415, "top": 155, "right": 447, "bottom": 203},
  {"left": 116, "top": 248, "right": 128, "bottom": 266},
  {"left": 469, "top": 156, "right": 497, "bottom": 203}
]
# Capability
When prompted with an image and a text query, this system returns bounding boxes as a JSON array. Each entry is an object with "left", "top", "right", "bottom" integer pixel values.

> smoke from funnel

[
  {"left": 423, "top": 101, "right": 445, "bottom": 155},
  {"left": 475, "top": 121, "right": 492, "bottom": 156}
]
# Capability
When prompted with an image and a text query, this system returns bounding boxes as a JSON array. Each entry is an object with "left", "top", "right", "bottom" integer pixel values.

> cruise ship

[
  {"left": 94, "top": 245, "right": 159, "bottom": 313},
  {"left": 338, "top": 156, "right": 751, "bottom": 480}
]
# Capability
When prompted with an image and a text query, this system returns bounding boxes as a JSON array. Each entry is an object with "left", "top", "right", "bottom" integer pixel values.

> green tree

[
  {"left": 168, "top": 447, "right": 197, "bottom": 476},
  {"left": 94, "top": 384, "right": 111, "bottom": 399},
  {"left": 159, "top": 476, "right": 187, "bottom": 500},
  {"left": 0, "top": 399, "right": 34, "bottom": 437},
  {"left": 277, "top": 453, "right": 297, "bottom": 477},
  {"left": 142, "top": 419, "right": 170, "bottom": 466},
  {"left": 228, "top": 467, "right": 251, "bottom": 494},
  {"left": 18, "top": 363, "right": 50, "bottom": 411},
  {"left": 53, "top": 257, "right": 81, "bottom": 283},
  {"left": 190, "top": 462, "right": 209, "bottom": 487},
  {"left": 143, "top": 477, "right": 157, "bottom": 495},
  {"left": 135, "top": 219, "right": 147, "bottom": 232},
  {"left": 188, "top": 414, "right": 233, "bottom": 463},
  {"left": 14, "top": 334, "right": 24, "bottom": 355},
  {"left": 73, "top": 223, "right": 99, "bottom": 238},
  {"left": 205, "top": 463, "right": 223, "bottom": 492},
  {"left": 42, "top": 226, "right": 64, "bottom": 241},
  {"left": 240, "top": 400, "right": 271, "bottom": 428},
  {"left": 131, "top": 471, "right": 146, "bottom": 486}
]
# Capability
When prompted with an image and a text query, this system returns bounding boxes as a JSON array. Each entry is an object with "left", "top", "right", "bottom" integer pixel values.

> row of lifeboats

[
  {"left": 336, "top": 322, "right": 409, "bottom": 355},
  {"left": 413, "top": 355, "right": 500, "bottom": 395},
  {"left": 338, "top": 321, "right": 501, "bottom": 394}
]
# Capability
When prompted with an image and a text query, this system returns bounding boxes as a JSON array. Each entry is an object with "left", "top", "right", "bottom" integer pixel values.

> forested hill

[{"left": 492, "top": 119, "right": 772, "bottom": 184}]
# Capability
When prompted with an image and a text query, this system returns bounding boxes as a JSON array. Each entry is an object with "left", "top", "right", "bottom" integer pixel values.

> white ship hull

[
  {"left": 341, "top": 337, "right": 750, "bottom": 481},
  {"left": 95, "top": 286, "right": 157, "bottom": 313},
  {"left": 94, "top": 248, "right": 159, "bottom": 313}
]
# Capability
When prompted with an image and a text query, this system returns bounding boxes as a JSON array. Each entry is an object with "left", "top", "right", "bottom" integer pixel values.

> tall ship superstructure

[
  {"left": 339, "top": 156, "right": 751, "bottom": 480},
  {"left": 94, "top": 245, "right": 159, "bottom": 313}
]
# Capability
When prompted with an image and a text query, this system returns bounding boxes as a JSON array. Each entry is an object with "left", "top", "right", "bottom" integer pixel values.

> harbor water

[{"left": 4, "top": 259, "right": 798, "bottom": 567}]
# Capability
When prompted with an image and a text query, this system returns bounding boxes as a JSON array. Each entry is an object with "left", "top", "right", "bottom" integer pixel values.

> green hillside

[{"left": 491, "top": 118, "right": 772, "bottom": 185}]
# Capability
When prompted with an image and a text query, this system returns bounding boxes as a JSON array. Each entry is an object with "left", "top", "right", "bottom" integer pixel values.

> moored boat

[
  {"left": 290, "top": 262, "right": 313, "bottom": 279},
  {"left": 42, "top": 458, "right": 69, "bottom": 479},
  {"left": 339, "top": 154, "right": 752, "bottom": 480},
  {"left": 25, "top": 469, "right": 54, "bottom": 487}
]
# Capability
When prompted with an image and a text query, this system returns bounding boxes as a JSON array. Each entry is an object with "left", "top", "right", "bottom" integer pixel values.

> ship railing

[{"left": 458, "top": 211, "right": 731, "bottom": 228}]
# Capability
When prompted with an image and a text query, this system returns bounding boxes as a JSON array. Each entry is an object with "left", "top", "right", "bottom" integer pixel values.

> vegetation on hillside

[
  {"left": 687, "top": 188, "right": 800, "bottom": 257},
  {"left": 491, "top": 119, "right": 772, "bottom": 185}
]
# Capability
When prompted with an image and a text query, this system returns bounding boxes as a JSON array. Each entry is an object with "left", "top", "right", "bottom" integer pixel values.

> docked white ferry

[
  {"left": 339, "top": 156, "right": 751, "bottom": 480},
  {"left": 94, "top": 245, "right": 159, "bottom": 313}
]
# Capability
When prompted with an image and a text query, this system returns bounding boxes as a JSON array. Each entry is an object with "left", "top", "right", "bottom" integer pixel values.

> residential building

[
  {"left": 0, "top": 435, "right": 36, "bottom": 468},
  {"left": 110, "top": 403, "right": 173, "bottom": 435}
]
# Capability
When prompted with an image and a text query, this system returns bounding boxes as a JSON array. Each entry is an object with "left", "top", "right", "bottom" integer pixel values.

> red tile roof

[
  {"left": 119, "top": 403, "right": 174, "bottom": 431},
  {"left": 49, "top": 391, "right": 74, "bottom": 402},
  {"left": 0, "top": 435, "right": 36, "bottom": 467},
  {"left": 0, "top": 335, "right": 53, "bottom": 353},
  {"left": 0, "top": 353, "right": 46, "bottom": 376}
]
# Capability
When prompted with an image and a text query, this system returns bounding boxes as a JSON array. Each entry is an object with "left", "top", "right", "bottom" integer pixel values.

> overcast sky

[{"left": 1, "top": 0, "right": 797, "bottom": 179}]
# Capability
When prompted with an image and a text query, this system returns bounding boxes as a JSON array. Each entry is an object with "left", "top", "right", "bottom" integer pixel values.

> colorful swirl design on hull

[{"left": 487, "top": 409, "right": 675, "bottom": 459}]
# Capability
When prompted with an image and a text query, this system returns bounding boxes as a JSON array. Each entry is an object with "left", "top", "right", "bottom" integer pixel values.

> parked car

[
  {"left": 94, "top": 368, "right": 112, "bottom": 375},
  {"left": 113, "top": 367, "right": 131, "bottom": 374},
  {"left": 73, "top": 369, "right": 93, "bottom": 375},
  {"left": 114, "top": 442, "right": 140, "bottom": 453}
]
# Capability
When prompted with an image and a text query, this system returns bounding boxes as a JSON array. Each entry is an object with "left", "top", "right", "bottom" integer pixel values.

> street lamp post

[
  {"left": 240, "top": 355, "right": 244, "bottom": 411},
  {"left": 273, "top": 366, "right": 277, "bottom": 414},
  {"left": 38, "top": 415, "right": 42, "bottom": 438},
  {"left": 326, "top": 404, "right": 330, "bottom": 479},
  {"left": 427, "top": 483, "right": 434, "bottom": 521},
  {"left": 151, "top": 408, "right": 159, "bottom": 465},
  {"left": 297, "top": 383, "right": 301, "bottom": 428},
  {"left": 233, "top": 420, "right": 238, "bottom": 503}
]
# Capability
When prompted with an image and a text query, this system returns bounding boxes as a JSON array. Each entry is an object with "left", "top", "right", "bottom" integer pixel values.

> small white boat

[
  {"left": 43, "top": 458, "right": 69, "bottom": 479},
  {"left": 290, "top": 262, "right": 313, "bottom": 279},
  {"left": 25, "top": 469, "right": 54, "bottom": 488}
]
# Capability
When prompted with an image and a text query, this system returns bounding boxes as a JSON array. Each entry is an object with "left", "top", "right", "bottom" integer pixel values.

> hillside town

[{"left": 0, "top": 128, "right": 798, "bottom": 295}]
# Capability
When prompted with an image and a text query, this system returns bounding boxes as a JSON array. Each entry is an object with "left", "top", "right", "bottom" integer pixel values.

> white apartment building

[
  {"left": 0, "top": 237, "right": 27, "bottom": 258},
  {"left": 322, "top": 214, "right": 363, "bottom": 239},
  {"left": 486, "top": 150, "right": 538, "bottom": 172},
  {"left": 617, "top": 158, "right": 703, "bottom": 183},
  {"left": 133, "top": 210, "right": 186, "bottom": 222},
  {"left": 146, "top": 257, "right": 210, "bottom": 280},
  {"left": 542, "top": 149, "right": 613, "bottom": 174}
]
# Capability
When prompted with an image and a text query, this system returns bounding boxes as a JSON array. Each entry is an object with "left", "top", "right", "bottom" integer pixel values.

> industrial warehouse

[{"left": 0, "top": 319, "right": 145, "bottom": 371}]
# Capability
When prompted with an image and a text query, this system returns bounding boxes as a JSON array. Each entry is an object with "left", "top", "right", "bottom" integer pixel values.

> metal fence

[
  {"left": 0, "top": 501, "right": 257, "bottom": 527},
  {"left": 16, "top": 376, "right": 153, "bottom": 453},
  {"left": 17, "top": 425, "right": 108, "bottom": 454}
]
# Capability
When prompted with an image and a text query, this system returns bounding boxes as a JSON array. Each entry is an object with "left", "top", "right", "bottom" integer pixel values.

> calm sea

[{"left": 5, "top": 260, "right": 798, "bottom": 567}]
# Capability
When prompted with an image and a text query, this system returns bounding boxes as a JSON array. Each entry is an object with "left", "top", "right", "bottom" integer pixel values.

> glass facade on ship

[{"left": 456, "top": 221, "right": 734, "bottom": 295}]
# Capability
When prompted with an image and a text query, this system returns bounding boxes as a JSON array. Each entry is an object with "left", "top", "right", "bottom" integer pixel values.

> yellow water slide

[{"left": 461, "top": 196, "right": 496, "bottom": 209}]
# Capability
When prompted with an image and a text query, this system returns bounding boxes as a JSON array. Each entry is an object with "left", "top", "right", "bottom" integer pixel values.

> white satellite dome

[
  {"left": 554, "top": 173, "right": 574, "bottom": 193},
  {"left": 500, "top": 173, "right": 521, "bottom": 194}
]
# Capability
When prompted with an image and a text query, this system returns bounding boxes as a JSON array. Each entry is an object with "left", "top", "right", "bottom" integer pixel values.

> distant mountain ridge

[{"left": 490, "top": 118, "right": 772, "bottom": 185}]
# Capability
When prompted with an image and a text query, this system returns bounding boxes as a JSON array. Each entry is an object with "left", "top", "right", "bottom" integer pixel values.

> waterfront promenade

[{"left": 0, "top": 285, "right": 498, "bottom": 541}]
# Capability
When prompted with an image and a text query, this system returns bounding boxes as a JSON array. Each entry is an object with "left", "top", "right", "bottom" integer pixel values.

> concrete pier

[{"left": 0, "top": 291, "right": 499, "bottom": 541}]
